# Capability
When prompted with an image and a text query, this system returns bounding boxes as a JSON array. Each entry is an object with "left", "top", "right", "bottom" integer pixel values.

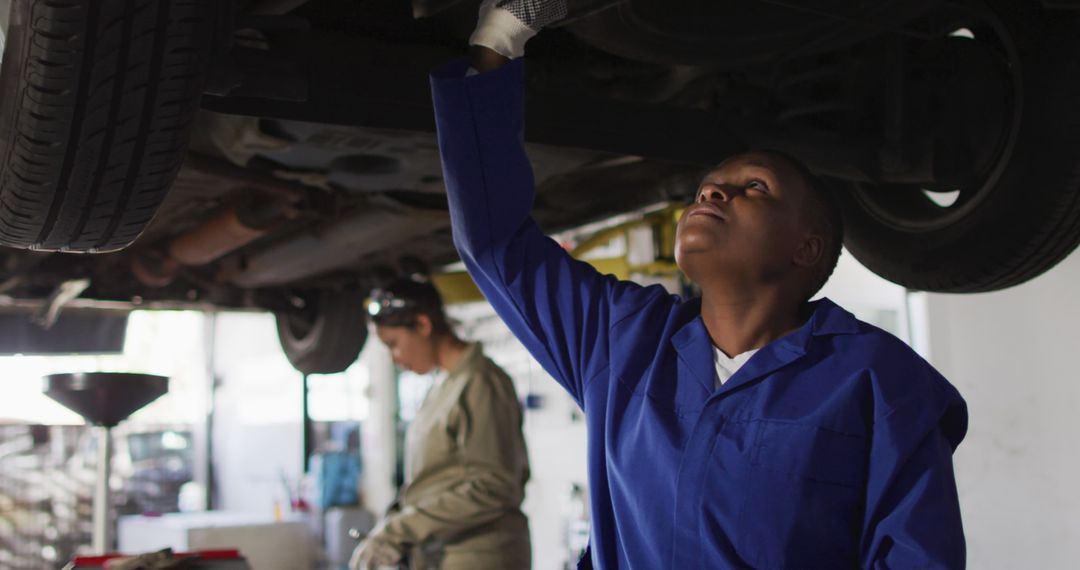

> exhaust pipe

[{"left": 131, "top": 195, "right": 297, "bottom": 286}]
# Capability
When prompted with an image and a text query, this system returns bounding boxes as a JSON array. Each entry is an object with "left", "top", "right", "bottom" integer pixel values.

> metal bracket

[
  {"left": 34, "top": 278, "right": 91, "bottom": 329},
  {"left": 203, "top": 10, "right": 311, "bottom": 101}
]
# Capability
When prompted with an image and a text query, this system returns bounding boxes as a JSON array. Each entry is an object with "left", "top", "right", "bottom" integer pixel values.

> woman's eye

[{"left": 747, "top": 180, "right": 768, "bottom": 192}]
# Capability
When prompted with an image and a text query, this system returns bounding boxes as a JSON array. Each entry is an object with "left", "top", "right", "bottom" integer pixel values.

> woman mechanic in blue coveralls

[{"left": 423, "top": 1, "right": 969, "bottom": 568}]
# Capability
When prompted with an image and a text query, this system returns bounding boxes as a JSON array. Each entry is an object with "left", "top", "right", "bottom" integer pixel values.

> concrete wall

[{"left": 925, "top": 248, "right": 1080, "bottom": 568}]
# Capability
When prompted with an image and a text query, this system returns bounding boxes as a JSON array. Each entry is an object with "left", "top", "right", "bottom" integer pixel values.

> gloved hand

[
  {"left": 469, "top": 0, "right": 569, "bottom": 59},
  {"left": 348, "top": 533, "right": 403, "bottom": 570}
]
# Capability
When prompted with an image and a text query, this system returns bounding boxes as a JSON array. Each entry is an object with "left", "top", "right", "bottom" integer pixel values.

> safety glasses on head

[{"left": 367, "top": 288, "right": 416, "bottom": 320}]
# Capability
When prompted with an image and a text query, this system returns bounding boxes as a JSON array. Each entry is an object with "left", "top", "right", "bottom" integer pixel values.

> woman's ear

[
  {"left": 793, "top": 232, "right": 824, "bottom": 269},
  {"left": 415, "top": 313, "right": 434, "bottom": 338}
]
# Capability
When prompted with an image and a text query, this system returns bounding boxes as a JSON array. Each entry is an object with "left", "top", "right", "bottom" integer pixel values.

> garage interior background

[{"left": 1, "top": 242, "right": 1077, "bottom": 569}]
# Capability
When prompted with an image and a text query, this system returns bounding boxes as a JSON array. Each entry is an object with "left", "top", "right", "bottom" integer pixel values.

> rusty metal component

[
  {"left": 127, "top": 152, "right": 313, "bottom": 287},
  {"left": 130, "top": 194, "right": 297, "bottom": 288},
  {"left": 169, "top": 208, "right": 270, "bottom": 266},
  {"left": 227, "top": 201, "right": 449, "bottom": 288},
  {"left": 130, "top": 252, "right": 181, "bottom": 288},
  {"left": 129, "top": 153, "right": 315, "bottom": 289}
]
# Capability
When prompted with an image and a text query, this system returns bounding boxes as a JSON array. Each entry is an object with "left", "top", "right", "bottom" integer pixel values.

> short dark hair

[
  {"left": 756, "top": 150, "right": 845, "bottom": 301},
  {"left": 368, "top": 277, "right": 451, "bottom": 334}
]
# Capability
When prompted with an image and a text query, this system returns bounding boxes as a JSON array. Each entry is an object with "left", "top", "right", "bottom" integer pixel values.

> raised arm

[{"left": 429, "top": 5, "right": 668, "bottom": 404}]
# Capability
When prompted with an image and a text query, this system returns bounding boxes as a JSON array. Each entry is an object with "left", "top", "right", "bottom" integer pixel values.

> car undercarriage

[{"left": 2, "top": 0, "right": 1078, "bottom": 372}]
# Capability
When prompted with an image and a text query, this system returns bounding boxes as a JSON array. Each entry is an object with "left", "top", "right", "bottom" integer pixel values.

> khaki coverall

[{"left": 374, "top": 343, "right": 531, "bottom": 569}]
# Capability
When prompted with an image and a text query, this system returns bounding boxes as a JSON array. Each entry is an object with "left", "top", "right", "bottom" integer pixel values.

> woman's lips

[{"left": 688, "top": 202, "right": 726, "bottom": 221}]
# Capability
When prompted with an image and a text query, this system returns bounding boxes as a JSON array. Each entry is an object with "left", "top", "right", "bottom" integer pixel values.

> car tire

[
  {"left": 834, "top": 0, "right": 1080, "bottom": 292},
  {"left": 276, "top": 290, "right": 368, "bottom": 376},
  {"left": 0, "top": 0, "right": 216, "bottom": 253}
]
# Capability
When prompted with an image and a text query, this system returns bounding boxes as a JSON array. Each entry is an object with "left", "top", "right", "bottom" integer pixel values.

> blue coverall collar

[{"left": 672, "top": 297, "right": 859, "bottom": 394}]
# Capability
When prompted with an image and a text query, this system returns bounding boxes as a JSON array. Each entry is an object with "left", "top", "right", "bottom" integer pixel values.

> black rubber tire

[
  {"left": 835, "top": 0, "right": 1080, "bottom": 292},
  {"left": 0, "top": 0, "right": 216, "bottom": 253},
  {"left": 276, "top": 290, "right": 369, "bottom": 376}
]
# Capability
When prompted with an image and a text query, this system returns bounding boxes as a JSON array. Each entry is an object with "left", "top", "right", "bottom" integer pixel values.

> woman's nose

[{"left": 701, "top": 184, "right": 740, "bottom": 202}]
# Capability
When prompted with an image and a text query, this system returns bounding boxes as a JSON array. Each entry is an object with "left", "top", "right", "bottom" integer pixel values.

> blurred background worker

[{"left": 350, "top": 276, "right": 532, "bottom": 570}]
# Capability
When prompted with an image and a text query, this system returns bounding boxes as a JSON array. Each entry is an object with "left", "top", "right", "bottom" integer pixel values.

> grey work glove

[
  {"left": 348, "top": 533, "right": 404, "bottom": 570},
  {"left": 469, "top": 0, "right": 569, "bottom": 59}
]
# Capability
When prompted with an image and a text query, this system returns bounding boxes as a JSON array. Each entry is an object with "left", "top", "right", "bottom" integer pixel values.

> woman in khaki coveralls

[{"left": 350, "top": 276, "right": 532, "bottom": 570}]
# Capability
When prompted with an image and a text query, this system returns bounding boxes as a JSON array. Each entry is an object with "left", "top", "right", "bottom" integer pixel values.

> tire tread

[{"left": 0, "top": 0, "right": 215, "bottom": 252}]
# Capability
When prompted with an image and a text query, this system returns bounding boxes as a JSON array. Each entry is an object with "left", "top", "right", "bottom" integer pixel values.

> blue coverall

[{"left": 430, "top": 57, "right": 968, "bottom": 569}]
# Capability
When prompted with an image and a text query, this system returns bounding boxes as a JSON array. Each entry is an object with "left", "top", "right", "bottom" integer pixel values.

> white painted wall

[
  {"left": 212, "top": 312, "right": 392, "bottom": 522},
  {"left": 925, "top": 248, "right": 1080, "bottom": 569},
  {"left": 211, "top": 312, "right": 304, "bottom": 515},
  {"left": 815, "top": 248, "right": 913, "bottom": 345}
]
